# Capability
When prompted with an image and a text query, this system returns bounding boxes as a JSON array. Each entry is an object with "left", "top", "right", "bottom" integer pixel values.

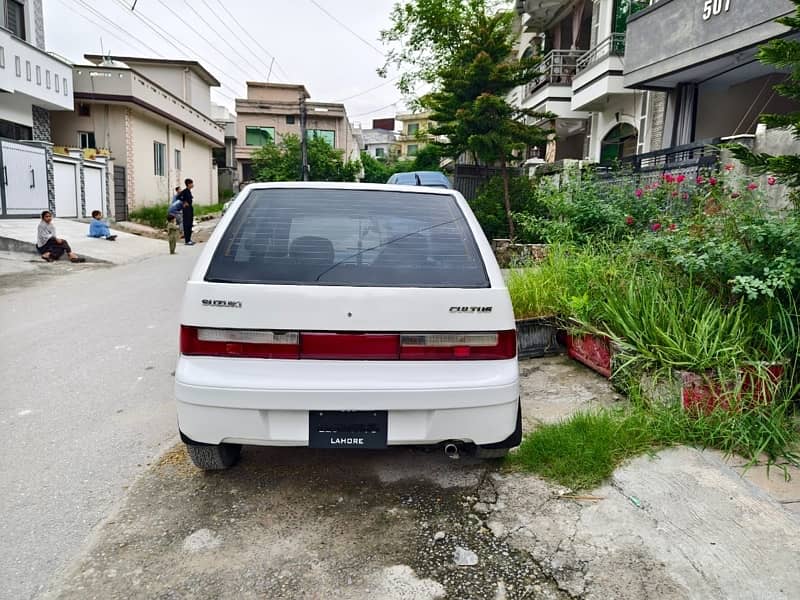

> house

[
  {"left": 50, "top": 54, "right": 224, "bottom": 216},
  {"left": 235, "top": 82, "right": 360, "bottom": 183},
  {"left": 395, "top": 111, "right": 437, "bottom": 160},
  {"left": 360, "top": 117, "right": 399, "bottom": 159},
  {"left": 0, "top": 0, "right": 74, "bottom": 217},
  {"left": 211, "top": 103, "right": 238, "bottom": 194},
  {"left": 513, "top": 0, "right": 800, "bottom": 176}
]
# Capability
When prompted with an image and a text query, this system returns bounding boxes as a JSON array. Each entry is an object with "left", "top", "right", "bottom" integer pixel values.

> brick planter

[
  {"left": 680, "top": 365, "right": 785, "bottom": 413},
  {"left": 566, "top": 333, "right": 613, "bottom": 378},
  {"left": 516, "top": 317, "right": 563, "bottom": 359}
]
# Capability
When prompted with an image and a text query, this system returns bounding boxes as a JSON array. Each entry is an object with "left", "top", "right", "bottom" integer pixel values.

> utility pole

[{"left": 299, "top": 92, "right": 309, "bottom": 181}]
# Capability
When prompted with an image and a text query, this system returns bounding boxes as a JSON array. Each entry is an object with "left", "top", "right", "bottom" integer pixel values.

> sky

[{"left": 43, "top": 0, "right": 406, "bottom": 125}]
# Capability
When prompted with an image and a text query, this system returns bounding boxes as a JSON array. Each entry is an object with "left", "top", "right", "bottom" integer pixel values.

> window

[
  {"left": 153, "top": 141, "right": 166, "bottom": 176},
  {"left": 613, "top": 0, "right": 650, "bottom": 34},
  {"left": 15, "top": 55, "right": 20, "bottom": 77},
  {"left": 25, "top": 60, "right": 30, "bottom": 81},
  {"left": 0, "top": 47, "right": 5, "bottom": 69},
  {"left": 46, "top": 70, "right": 50, "bottom": 89},
  {"left": 407, "top": 144, "right": 419, "bottom": 157},
  {"left": 78, "top": 131, "right": 96, "bottom": 149},
  {"left": 63, "top": 77, "right": 68, "bottom": 95},
  {"left": 375, "top": 147, "right": 385, "bottom": 158},
  {"left": 205, "top": 188, "right": 489, "bottom": 288},
  {"left": 407, "top": 123, "right": 420, "bottom": 136},
  {"left": 35, "top": 65, "right": 41, "bottom": 85},
  {"left": 600, "top": 123, "right": 638, "bottom": 164},
  {"left": 54, "top": 74, "right": 60, "bottom": 93},
  {"left": 174, "top": 148, "right": 182, "bottom": 171},
  {"left": 5, "top": 0, "right": 26, "bottom": 40},
  {"left": 307, "top": 129, "right": 335, "bottom": 146},
  {"left": 286, "top": 115, "right": 295, "bottom": 124},
  {"left": 245, "top": 126, "right": 275, "bottom": 146},
  {"left": 78, "top": 103, "right": 91, "bottom": 117},
  {"left": 0, "top": 118, "right": 32, "bottom": 141}
]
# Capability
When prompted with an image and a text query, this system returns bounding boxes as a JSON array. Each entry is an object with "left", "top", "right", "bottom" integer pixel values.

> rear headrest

[{"left": 289, "top": 236, "right": 335, "bottom": 265}]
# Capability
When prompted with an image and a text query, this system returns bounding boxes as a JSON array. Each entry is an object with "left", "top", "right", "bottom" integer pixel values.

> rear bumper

[{"left": 175, "top": 356, "right": 519, "bottom": 446}]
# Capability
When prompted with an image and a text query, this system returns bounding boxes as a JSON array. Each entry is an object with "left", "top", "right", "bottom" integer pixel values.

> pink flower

[
  {"left": 671, "top": 191, "right": 679, "bottom": 197},
  {"left": 676, "top": 174, "right": 686, "bottom": 183},
  {"left": 625, "top": 215, "right": 635, "bottom": 226},
  {"left": 725, "top": 164, "right": 734, "bottom": 171},
  {"left": 682, "top": 192, "right": 689, "bottom": 200},
  {"left": 747, "top": 182, "right": 758, "bottom": 191},
  {"left": 731, "top": 192, "right": 740, "bottom": 199},
  {"left": 664, "top": 174, "right": 675, "bottom": 183},
  {"left": 696, "top": 176, "right": 705, "bottom": 185},
  {"left": 768, "top": 176, "right": 777, "bottom": 186},
  {"left": 668, "top": 223, "right": 677, "bottom": 232},
  {"left": 635, "top": 188, "right": 644, "bottom": 198},
  {"left": 709, "top": 177, "right": 718, "bottom": 186},
  {"left": 651, "top": 223, "right": 662, "bottom": 232}
]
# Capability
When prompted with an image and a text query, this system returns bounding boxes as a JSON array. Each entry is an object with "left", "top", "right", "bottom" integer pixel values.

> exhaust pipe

[{"left": 444, "top": 443, "right": 460, "bottom": 460}]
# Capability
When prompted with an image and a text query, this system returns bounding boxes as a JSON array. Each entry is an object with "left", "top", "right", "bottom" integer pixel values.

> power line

[
  {"left": 211, "top": 0, "right": 291, "bottom": 81},
  {"left": 152, "top": 0, "right": 259, "bottom": 85},
  {"left": 307, "top": 0, "right": 385, "bottom": 57},
  {"left": 181, "top": 0, "right": 282, "bottom": 82},
  {"left": 110, "top": 0, "right": 242, "bottom": 101},
  {"left": 65, "top": 0, "right": 162, "bottom": 58},
  {"left": 349, "top": 99, "right": 403, "bottom": 118},
  {"left": 335, "top": 76, "right": 400, "bottom": 102},
  {"left": 196, "top": 0, "right": 281, "bottom": 81}
]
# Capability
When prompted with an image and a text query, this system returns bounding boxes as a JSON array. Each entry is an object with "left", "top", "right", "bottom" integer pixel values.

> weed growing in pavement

[{"left": 510, "top": 399, "right": 800, "bottom": 491}]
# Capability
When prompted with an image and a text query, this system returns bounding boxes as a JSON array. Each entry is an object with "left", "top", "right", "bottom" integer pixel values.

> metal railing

[
  {"left": 576, "top": 33, "right": 627, "bottom": 73},
  {"left": 524, "top": 49, "right": 585, "bottom": 98},
  {"left": 596, "top": 140, "right": 721, "bottom": 184}
]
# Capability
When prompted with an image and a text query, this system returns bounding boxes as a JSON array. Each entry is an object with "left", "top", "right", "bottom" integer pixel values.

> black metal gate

[
  {"left": 453, "top": 164, "right": 521, "bottom": 201},
  {"left": 113, "top": 166, "right": 127, "bottom": 221}
]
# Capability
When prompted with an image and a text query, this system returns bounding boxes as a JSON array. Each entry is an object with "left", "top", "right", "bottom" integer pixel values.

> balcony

[
  {"left": 571, "top": 34, "right": 628, "bottom": 112},
  {"left": 522, "top": 49, "right": 588, "bottom": 120},
  {"left": 0, "top": 27, "right": 74, "bottom": 111},
  {"left": 516, "top": 0, "right": 573, "bottom": 31},
  {"left": 72, "top": 67, "right": 223, "bottom": 146}
]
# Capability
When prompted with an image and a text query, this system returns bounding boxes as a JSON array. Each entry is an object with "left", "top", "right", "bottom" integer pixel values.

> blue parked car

[{"left": 386, "top": 171, "right": 452, "bottom": 189}]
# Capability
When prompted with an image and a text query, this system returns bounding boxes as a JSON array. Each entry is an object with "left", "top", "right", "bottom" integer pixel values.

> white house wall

[{"left": 0, "top": 92, "right": 35, "bottom": 127}]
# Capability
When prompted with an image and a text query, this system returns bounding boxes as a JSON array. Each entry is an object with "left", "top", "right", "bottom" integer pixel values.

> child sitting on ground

[
  {"left": 167, "top": 214, "right": 180, "bottom": 255},
  {"left": 88, "top": 210, "right": 117, "bottom": 241}
]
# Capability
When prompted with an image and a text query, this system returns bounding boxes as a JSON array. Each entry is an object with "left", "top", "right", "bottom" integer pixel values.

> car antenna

[{"left": 414, "top": 173, "right": 422, "bottom": 186}]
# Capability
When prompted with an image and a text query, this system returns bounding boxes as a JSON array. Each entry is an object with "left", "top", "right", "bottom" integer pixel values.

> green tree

[
  {"left": 251, "top": 134, "right": 360, "bottom": 182},
  {"left": 360, "top": 152, "right": 395, "bottom": 183},
  {"left": 732, "top": 1, "right": 800, "bottom": 203},
  {"left": 383, "top": 1, "right": 550, "bottom": 237}
]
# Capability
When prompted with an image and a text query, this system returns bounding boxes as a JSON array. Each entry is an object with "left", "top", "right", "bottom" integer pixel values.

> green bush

[
  {"left": 129, "top": 204, "right": 168, "bottom": 229},
  {"left": 470, "top": 175, "right": 549, "bottom": 243}
]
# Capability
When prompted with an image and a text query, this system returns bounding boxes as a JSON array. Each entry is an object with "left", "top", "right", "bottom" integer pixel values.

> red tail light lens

[
  {"left": 301, "top": 333, "right": 400, "bottom": 360},
  {"left": 181, "top": 328, "right": 516, "bottom": 360},
  {"left": 180, "top": 326, "right": 300, "bottom": 359}
]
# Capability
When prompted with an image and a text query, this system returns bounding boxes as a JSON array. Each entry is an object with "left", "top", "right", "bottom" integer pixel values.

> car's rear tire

[{"left": 185, "top": 442, "right": 242, "bottom": 470}]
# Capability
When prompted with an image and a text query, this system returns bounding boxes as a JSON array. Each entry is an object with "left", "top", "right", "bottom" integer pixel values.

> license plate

[{"left": 308, "top": 411, "right": 388, "bottom": 449}]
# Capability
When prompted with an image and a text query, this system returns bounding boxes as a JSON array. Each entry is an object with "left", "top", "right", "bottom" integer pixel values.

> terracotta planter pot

[
  {"left": 741, "top": 364, "right": 785, "bottom": 405},
  {"left": 516, "top": 317, "right": 563, "bottom": 359},
  {"left": 566, "top": 333, "right": 613, "bottom": 378}
]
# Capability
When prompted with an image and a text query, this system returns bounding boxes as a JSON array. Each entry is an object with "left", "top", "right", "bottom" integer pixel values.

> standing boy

[
  {"left": 167, "top": 214, "right": 180, "bottom": 255},
  {"left": 177, "top": 178, "right": 195, "bottom": 246},
  {"left": 168, "top": 192, "right": 184, "bottom": 233}
]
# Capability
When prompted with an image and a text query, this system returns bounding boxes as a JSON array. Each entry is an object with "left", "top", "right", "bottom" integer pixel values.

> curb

[{"left": 0, "top": 236, "right": 110, "bottom": 264}]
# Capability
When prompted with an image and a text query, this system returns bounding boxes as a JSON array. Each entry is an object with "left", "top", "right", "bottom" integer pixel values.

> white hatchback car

[{"left": 175, "top": 182, "right": 520, "bottom": 469}]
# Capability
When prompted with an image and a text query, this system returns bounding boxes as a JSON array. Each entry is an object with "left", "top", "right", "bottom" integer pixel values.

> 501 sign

[{"left": 702, "top": 0, "right": 731, "bottom": 21}]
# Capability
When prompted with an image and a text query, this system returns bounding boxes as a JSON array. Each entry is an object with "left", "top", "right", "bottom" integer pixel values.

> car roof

[{"left": 240, "top": 181, "right": 457, "bottom": 195}]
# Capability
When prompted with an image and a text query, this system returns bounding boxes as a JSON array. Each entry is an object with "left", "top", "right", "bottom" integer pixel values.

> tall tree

[
  {"left": 382, "top": 1, "right": 550, "bottom": 238},
  {"left": 732, "top": 1, "right": 800, "bottom": 203}
]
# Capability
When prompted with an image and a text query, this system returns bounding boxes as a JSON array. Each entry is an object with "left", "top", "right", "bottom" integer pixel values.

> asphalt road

[{"left": 0, "top": 248, "right": 201, "bottom": 600}]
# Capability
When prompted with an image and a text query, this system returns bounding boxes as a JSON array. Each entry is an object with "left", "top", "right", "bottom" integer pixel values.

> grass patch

[
  {"left": 129, "top": 202, "right": 225, "bottom": 228},
  {"left": 510, "top": 402, "right": 800, "bottom": 490}
]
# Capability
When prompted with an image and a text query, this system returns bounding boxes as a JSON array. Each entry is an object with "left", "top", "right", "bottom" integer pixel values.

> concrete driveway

[{"left": 41, "top": 358, "right": 800, "bottom": 600}]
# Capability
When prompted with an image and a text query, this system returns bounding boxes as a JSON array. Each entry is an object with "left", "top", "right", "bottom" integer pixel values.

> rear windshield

[{"left": 205, "top": 188, "right": 489, "bottom": 288}]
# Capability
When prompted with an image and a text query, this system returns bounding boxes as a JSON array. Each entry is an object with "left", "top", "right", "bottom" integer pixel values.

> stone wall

[
  {"left": 32, "top": 0, "right": 45, "bottom": 50},
  {"left": 31, "top": 105, "right": 55, "bottom": 212},
  {"left": 492, "top": 239, "right": 548, "bottom": 268}
]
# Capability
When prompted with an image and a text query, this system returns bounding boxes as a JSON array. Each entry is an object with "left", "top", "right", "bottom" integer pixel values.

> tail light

[
  {"left": 180, "top": 327, "right": 516, "bottom": 361},
  {"left": 181, "top": 326, "right": 300, "bottom": 359}
]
